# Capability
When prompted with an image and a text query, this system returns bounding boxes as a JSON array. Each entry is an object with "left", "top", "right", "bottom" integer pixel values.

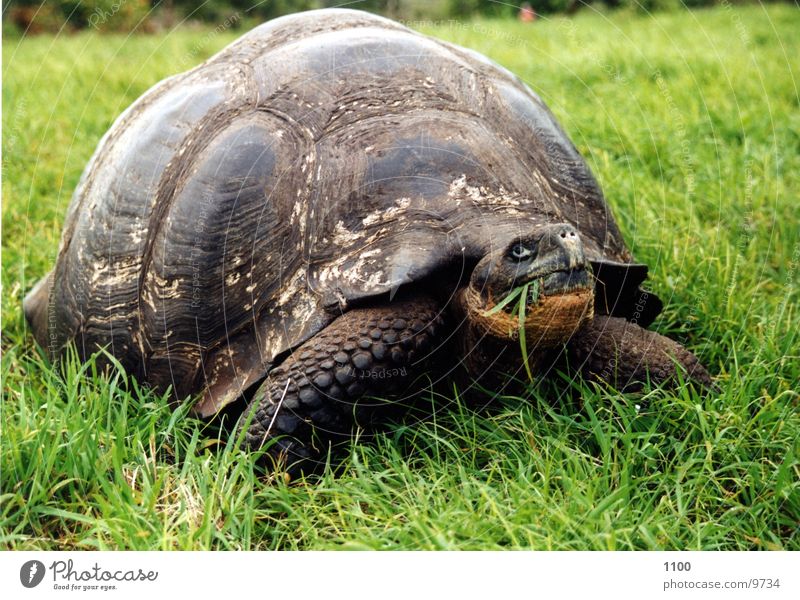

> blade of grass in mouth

[
  {"left": 482, "top": 285, "right": 525, "bottom": 316},
  {"left": 528, "top": 279, "right": 540, "bottom": 306},
  {"left": 516, "top": 282, "right": 534, "bottom": 382},
  {"left": 482, "top": 278, "right": 542, "bottom": 317}
]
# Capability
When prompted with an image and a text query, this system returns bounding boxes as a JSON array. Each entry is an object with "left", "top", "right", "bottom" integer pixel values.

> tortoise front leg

[
  {"left": 566, "top": 315, "right": 713, "bottom": 391},
  {"left": 238, "top": 296, "right": 446, "bottom": 476}
]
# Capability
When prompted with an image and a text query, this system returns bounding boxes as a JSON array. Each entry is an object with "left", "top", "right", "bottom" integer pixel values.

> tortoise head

[{"left": 461, "top": 223, "right": 595, "bottom": 347}]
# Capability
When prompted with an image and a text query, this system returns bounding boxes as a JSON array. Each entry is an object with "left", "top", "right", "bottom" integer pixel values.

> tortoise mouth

[
  {"left": 541, "top": 267, "right": 592, "bottom": 296},
  {"left": 462, "top": 265, "right": 595, "bottom": 347},
  {"left": 497, "top": 266, "right": 593, "bottom": 315}
]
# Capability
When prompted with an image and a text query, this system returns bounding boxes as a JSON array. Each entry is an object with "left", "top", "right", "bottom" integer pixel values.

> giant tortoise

[{"left": 24, "top": 9, "right": 711, "bottom": 474}]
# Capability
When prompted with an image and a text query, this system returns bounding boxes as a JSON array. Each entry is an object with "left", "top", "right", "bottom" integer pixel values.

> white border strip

[{"left": 1, "top": 551, "right": 797, "bottom": 599}]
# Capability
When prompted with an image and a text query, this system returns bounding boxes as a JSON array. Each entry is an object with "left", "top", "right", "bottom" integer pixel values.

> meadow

[{"left": 2, "top": 4, "right": 798, "bottom": 549}]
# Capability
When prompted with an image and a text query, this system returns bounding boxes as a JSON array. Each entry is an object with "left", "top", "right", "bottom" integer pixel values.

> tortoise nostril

[{"left": 560, "top": 232, "right": 567, "bottom": 238}]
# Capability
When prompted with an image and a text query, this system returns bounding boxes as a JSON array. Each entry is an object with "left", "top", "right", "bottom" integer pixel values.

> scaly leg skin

[
  {"left": 239, "top": 296, "right": 446, "bottom": 477},
  {"left": 567, "top": 315, "right": 713, "bottom": 391}
]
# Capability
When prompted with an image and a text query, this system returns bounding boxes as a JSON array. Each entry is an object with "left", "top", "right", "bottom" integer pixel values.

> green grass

[{"left": 2, "top": 5, "right": 799, "bottom": 550}]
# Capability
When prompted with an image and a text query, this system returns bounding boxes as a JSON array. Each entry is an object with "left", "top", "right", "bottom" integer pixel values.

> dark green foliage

[
  {"left": 2, "top": 0, "right": 790, "bottom": 34},
  {"left": 448, "top": 0, "right": 574, "bottom": 18},
  {"left": 5, "top": 0, "right": 153, "bottom": 33}
]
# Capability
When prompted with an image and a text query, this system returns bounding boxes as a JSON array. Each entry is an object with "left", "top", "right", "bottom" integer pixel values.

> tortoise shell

[{"left": 24, "top": 8, "right": 660, "bottom": 416}]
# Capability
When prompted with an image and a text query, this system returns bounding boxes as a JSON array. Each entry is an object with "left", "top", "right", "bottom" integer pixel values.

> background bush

[{"left": 3, "top": 0, "right": 792, "bottom": 34}]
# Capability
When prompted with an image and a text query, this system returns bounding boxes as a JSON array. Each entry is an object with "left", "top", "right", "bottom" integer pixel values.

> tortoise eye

[{"left": 509, "top": 243, "right": 533, "bottom": 261}]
